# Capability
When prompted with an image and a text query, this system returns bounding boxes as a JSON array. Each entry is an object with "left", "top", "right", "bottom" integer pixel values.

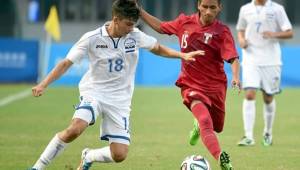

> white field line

[{"left": 0, "top": 89, "right": 32, "bottom": 107}]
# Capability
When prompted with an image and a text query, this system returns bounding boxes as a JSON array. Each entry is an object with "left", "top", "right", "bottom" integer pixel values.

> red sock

[{"left": 191, "top": 103, "right": 221, "bottom": 160}]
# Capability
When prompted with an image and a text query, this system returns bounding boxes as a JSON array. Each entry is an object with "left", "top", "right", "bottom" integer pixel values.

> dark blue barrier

[
  {"left": 47, "top": 43, "right": 300, "bottom": 87},
  {"left": 0, "top": 38, "right": 39, "bottom": 83}
]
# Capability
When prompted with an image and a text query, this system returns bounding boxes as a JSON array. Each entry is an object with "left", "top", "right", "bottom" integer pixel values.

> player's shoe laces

[
  {"left": 237, "top": 136, "right": 255, "bottom": 146},
  {"left": 77, "top": 148, "right": 92, "bottom": 170},
  {"left": 189, "top": 119, "right": 199, "bottom": 146},
  {"left": 262, "top": 133, "right": 272, "bottom": 146},
  {"left": 219, "top": 151, "right": 233, "bottom": 170}
]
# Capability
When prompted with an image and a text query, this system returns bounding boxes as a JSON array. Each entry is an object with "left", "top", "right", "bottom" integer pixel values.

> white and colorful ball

[{"left": 180, "top": 155, "right": 211, "bottom": 170}]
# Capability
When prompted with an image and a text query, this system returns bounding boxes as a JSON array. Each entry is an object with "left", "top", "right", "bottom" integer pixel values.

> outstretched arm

[
  {"left": 32, "top": 59, "right": 73, "bottom": 97},
  {"left": 139, "top": 7, "right": 164, "bottom": 34},
  {"left": 150, "top": 43, "right": 205, "bottom": 61},
  {"left": 262, "top": 29, "right": 293, "bottom": 39}
]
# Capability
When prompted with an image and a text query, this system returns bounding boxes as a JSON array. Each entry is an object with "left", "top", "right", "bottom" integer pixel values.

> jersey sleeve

[
  {"left": 221, "top": 27, "right": 239, "bottom": 62},
  {"left": 236, "top": 6, "right": 247, "bottom": 31},
  {"left": 137, "top": 29, "right": 157, "bottom": 50},
  {"left": 276, "top": 5, "right": 292, "bottom": 31},
  {"left": 160, "top": 13, "right": 184, "bottom": 35},
  {"left": 66, "top": 33, "right": 89, "bottom": 64}
]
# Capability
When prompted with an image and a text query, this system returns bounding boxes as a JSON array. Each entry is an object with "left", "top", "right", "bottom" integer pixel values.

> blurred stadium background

[
  {"left": 0, "top": 0, "right": 299, "bottom": 85},
  {"left": 0, "top": 0, "right": 300, "bottom": 170}
]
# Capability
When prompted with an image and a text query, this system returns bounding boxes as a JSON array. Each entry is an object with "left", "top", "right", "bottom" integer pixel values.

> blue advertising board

[
  {"left": 47, "top": 43, "right": 89, "bottom": 86},
  {"left": 0, "top": 38, "right": 39, "bottom": 83},
  {"left": 47, "top": 43, "right": 300, "bottom": 87}
]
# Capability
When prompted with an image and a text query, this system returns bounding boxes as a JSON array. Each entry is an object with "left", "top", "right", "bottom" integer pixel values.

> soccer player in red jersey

[{"left": 139, "top": 0, "right": 240, "bottom": 169}]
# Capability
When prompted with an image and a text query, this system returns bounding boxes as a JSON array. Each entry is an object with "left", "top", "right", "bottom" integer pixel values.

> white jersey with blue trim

[
  {"left": 66, "top": 22, "right": 157, "bottom": 107},
  {"left": 236, "top": 0, "right": 292, "bottom": 66}
]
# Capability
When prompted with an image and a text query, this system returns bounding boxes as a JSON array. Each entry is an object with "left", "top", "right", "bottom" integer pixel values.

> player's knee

[
  {"left": 214, "top": 126, "right": 223, "bottom": 133},
  {"left": 60, "top": 126, "right": 84, "bottom": 142},
  {"left": 245, "top": 90, "right": 256, "bottom": 100},
  {"left": 199, "top": 115, "right": 211, "bottom": 128},
  {"left": 68, "top": 127, "right": 82, "bottom": 137},
  {"left": 111, "top": 150, "right": 127, "bottom": 163},
  {"left": 263, "top": 94, "right": 274, "bottom": 104},
  {"left": 245, "top": 94, "right": 255, "bottom": 100},
  {"left": 110, "top": 142, "right": 129, "bottom": 162}
]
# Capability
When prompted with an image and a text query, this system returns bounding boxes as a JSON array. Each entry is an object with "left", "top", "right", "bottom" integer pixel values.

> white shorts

[
  {"left": 72, "top": 96, "right": 131, "bottom": 145},
  {"left": 242, "top": 65, "right": 281, "bottom": 95}
]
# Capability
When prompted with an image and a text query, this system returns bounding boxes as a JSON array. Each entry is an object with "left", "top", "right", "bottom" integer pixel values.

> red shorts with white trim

[{"left": 180, "top": 87, "right": 226, "bottom": 133}]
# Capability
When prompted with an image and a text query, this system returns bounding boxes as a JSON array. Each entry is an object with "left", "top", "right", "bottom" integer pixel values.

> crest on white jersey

[{"left": 124, "top": 38, "right": 136, "bottom": 53}]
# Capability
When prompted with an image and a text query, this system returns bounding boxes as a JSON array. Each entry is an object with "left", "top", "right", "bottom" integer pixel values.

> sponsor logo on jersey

[
  {"left": 96, "top": 44, "right": 108, "bottom": 49},
  {"left": 124, "top": 38, "right": 136, "bottom": 53}
]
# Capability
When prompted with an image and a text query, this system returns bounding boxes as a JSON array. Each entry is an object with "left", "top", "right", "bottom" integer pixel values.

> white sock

[
  {"left": 263, "top": 100, "right": 276, "bottom": 136},
  {"left": 243, "top": 99, "right": 256, "bottom": 140},
  {"left": 85, "top": 146, "right": 114, "bottom": 163},
  {"left": 32, "top": 134, "right": 68, "bottom": 170}
]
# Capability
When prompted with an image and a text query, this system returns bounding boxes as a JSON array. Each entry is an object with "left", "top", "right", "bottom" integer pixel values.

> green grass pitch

[{"left": 0, "top": 84, "right": 300, "bottom": 170}]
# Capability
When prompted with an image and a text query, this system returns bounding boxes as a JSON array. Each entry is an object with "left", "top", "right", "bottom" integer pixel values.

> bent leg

[
  {"left": 32, "top": 118, "right": 88, "bottom": 170},
  {"left": 58, "top": 118, "right": 89, "bottom": 143},
  {"left": 191, "top": 100, "right": 221, "bottom": 160}
]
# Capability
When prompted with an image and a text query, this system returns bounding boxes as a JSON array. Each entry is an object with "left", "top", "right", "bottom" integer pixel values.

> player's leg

[
  {"left": 77, "top": 103, "right": 130, "bottom": 170},
  {"left": 182, "top": 88, "right": 210, "bottom": 146},
  {"left": 31, "top": 118, "right": 89, "bottom": 170},
  {"left": 260, "top": 65, "right": 281, "bottom": 146},
  {"left": 189, "top": 118, "right": 200, "bottom": 145},
  {"left": 238, "top": 89, "right": 256, "bottom": 146},
  {"left": 78, "top": 143, "right": 128, "bottom": 170},
  {"left": 238, "top": 65, "right": 260, "bottom": 146},
  {"left": 191, "top": 100, "right": 221, "bottom": 160},
  {"left": 209, "top": 95, "right": 233, "bottom": 170},
  {"left": 30, "top": 95, "right": 99, "bottom": 170},
  {"left": 262, "top": 93, "right": 275, "bottom": 146}
]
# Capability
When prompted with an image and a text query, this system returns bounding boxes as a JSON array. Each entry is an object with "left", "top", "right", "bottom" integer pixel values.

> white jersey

[
  {"left": 236, "top": 0, "right": 292, "bottom": 66},
  {"left": 66, "top": 22, "right": 157, "bottom": 107}
]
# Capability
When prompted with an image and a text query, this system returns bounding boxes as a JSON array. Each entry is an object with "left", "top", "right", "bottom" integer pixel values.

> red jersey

[{"left": 161, "top": 13, "right": 238, "bottom": 92}]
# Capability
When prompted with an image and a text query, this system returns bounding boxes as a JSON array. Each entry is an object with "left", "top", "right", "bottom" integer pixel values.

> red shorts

[{"left": 181, "top": 87, "right": 226, "bottom": 132}]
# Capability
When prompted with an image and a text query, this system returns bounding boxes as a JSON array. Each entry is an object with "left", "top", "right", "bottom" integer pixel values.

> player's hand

[
  {"left": 239, "top": 39, "right": 248, "bottom": 49},
  {"left": 182, "top": 50, "right": 205, "bottom": 61},
  {"left": 262, "top": 31, "right": 275, "bottom": 39},
  {"left": 231, "top": 78, "right": 241, "bottom": 94},
  {"left": 32, "top": 84, "right": 46, "bottom": 97}
]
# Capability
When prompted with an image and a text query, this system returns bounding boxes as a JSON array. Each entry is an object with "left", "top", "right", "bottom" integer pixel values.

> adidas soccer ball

[{"left": 180, "top": 155, "right": 211, "bottom": 170}]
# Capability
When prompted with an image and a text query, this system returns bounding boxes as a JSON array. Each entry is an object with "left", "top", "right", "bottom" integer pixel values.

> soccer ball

[{"left": 180, "top": 155, "right": 211, "bottom": 170}]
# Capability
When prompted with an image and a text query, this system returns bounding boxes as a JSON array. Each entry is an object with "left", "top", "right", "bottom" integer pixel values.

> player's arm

[
  {"left": 237, "top": 30, "right": 248, "bottom": 49},
  {"left": 139, "top": 7, "right": 164, "bottom": 34},
  {"left": 32, "top": 59, "right": 73, "bottom": 97},
  {"left": 262, "top": 29, "right": 293, "bottom": 39},
  {"left": 150, "top": 43, "right": 204, "bottom": 61},
  {"left": 229, "top": 58, "right": 241, "bottom": 92}
]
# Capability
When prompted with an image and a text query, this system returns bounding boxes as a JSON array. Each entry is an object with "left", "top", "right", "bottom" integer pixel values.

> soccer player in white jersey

[
  {"left": 29, "top": 0, "right": 204, "bottom": 170},
  {"left": 236, "top": 0, "right": 293, "bottom": 146}
]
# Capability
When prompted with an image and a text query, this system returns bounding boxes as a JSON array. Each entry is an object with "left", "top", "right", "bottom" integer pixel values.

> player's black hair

[
  {"left": 112, "top": 0, "right": 140, "bottom": 22},
  {"left": 198, "top": 0, "right": 221, "bottom": 4}
]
